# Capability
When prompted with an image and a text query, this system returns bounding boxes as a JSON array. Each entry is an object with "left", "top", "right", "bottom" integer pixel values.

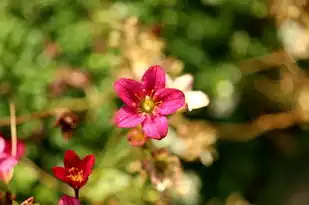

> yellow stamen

[
  {"left": 67, "top": 167, "right": 83, "bottom": 183},
  {"left": 141, "top": 96, "right": 155, "bottom": 113}
]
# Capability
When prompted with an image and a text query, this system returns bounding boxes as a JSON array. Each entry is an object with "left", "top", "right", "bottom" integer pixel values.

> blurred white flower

[
  {"left": 152, "top": 127, "right": 188, "bottom": 155},
  {"left": 199, "top": 147, "right": 218, "bottom": 166},
  {"left": 172, "top": 171, "right": 202, "bottom": 205},
  {"left": 226, "top": 193, "right": 253, "bottom": 205},
  {"left": 167, "top": 74, "right": 209, "bottom": 111},
  {"left": 210, "top": 79, "right": 239, "bottom": 118},
  {"left": 278, "top": 19, "right": 309, "bottom": 59}
]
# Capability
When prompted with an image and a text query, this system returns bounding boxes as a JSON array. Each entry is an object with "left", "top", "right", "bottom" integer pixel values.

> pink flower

[
  {"left": 58, "top": 195, "right": 80, "bottom": 205},
  {"left": 0, "top": 136, "right": 25, "bottom": 183},
  {"left": 114, "top": 65, "right": 185, "bottom": 139}
]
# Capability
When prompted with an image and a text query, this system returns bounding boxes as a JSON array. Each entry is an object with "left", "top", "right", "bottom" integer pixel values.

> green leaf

[
  {"left": 83, "top": 168, "right": 131, "bottom": 201},
  {"left": 0, "top": 180, "right": 9, "bottom": 192},
  {"left": 98, "top": 135, "right": 132, "bottom": 168}
]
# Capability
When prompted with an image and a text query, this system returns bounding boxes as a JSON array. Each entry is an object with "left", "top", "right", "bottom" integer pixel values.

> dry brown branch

[
  {"left": 170, "top": 109, "right": 305, "bottom": 142},
  {"left": 0, "top": 110, "right": 53, "bottom": 127},
  {"left": 0, "top": 89, "right": 114, "bottom": 127},
  {"left": 212, "top": 50, "right": 309, "bottom": 141},
  {"left": 216, "top": 109, "right": 303, "bottom": 141},
  {"left": 238, "top": 50, "right": 294, "bottom": 75}
]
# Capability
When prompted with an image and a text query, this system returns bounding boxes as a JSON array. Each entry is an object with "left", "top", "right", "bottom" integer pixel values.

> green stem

[{"left": 9, "top": 103, "right": 17, "bottom": 157}]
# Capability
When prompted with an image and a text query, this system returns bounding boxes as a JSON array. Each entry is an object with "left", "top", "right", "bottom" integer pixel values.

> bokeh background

[{"left": 1, "top": 0, "right": 309, "bottom": 204}]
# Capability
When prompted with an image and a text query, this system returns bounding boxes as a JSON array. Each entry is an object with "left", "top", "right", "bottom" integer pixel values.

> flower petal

[
  {"left": 114, "top": 78, "right": 143, "bottom": 107},
  {"left": 0, "top": 137, "right": 5, "bottom": 153},
  {"left": 15, "top": 140, "right": 25, "bottom": 160},
  {"left": 114, "top": 106, "right": 145, "bottom": 128},
  {"left": 0, "top": 169, "right": 14, "bottom": 184},
  {"left": 166, "top": 74, "right": 174, "bottom": 88},
  {"left": 58, "top": 195, "right": 80, "bottom": 205},
  {"left": 81, "top": 154, "right": 95, "bottom": 176},
  {"left": 185, "top": 91, "right": 209, "bottom": 111},
  {"left": 3, "top": 139, "right": 26, "bottom": 160},
  {"left": 142, "top": 115, "right": 168, "bottom": 139},
  {"left": 64, "top": 150, "right": 81, "bottom": 168},
  {"left": 173, "top": 74, "right": 193, "bottom": 92},
  {"left": 154, "top": 88, "right": 185, "bottom": 115},
  {"left": 142, "top": 65, "right": 166, "bottom": 92},
  {"left": 52, "top": 166, "right": 67, "bottom": 181},
  {"left": 0, "top": 154, "right": 17, "bottom": 171}
]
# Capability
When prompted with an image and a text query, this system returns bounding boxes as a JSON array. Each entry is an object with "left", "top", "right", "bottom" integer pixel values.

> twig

[
  {"left": 0, "top": 110, "right": 54, "bottom": 127},
  {"left": 0, "top": 89, "right": 115, "bottom": 127},
  {"left": 216, "top": 109, "right": 303, "bottom": 141},
  {"left": 238, "top": 50, "right": 293, "bottom": 75},
  {"left": 170, "top": 110, "right": 304, "bottom": 142}
]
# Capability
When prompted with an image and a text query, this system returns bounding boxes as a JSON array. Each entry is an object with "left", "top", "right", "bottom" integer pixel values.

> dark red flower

[
  {"left": 54, "top": 111, "right": 79, "bottom": 139},
  {"left": 151, "top": 24, "right": 163, "bottom": 36},
  {"left": 52, "top": 150, "right": 95, "bottom": 191}
]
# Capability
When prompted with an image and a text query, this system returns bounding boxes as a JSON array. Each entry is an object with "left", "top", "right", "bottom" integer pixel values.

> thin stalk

[
  {"left": 74, "top": 189, "right": 79, "bottom": 199},
  {"left": 9, "top": 103, "right": 17, "bottom": 157}
]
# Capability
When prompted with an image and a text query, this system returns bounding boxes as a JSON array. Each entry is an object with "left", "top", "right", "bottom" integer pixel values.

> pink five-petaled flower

[
  {"left": 52, "top": 150, "right": 95, "bottom": 191},
  {"left": 0, "top": 136, "right": 25, "bottom": 184},
  {"left": 114, "top": 65, "right": 185, "bottom": 139},
  {"left": 58, "top": 195, "right": 80, "bottom": 205}
]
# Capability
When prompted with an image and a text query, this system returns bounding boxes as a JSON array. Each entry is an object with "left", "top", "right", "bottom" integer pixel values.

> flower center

[
  {"left": 141, "top": 96, "right": 155, "bottom": 113},
  {"left": 66, "top": 167, "right": 83, "bottom": 183}
]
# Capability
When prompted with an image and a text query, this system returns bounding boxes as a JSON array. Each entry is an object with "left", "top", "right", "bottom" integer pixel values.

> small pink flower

[
  {"left": 114, "top": 65, "right": 185, "bottom": 139},
  {"left": 58, "top": 195, "right": 80, "bottom": 205},
  {"left": 0, "top": 136, "right": 25, "bottom": 183}
]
